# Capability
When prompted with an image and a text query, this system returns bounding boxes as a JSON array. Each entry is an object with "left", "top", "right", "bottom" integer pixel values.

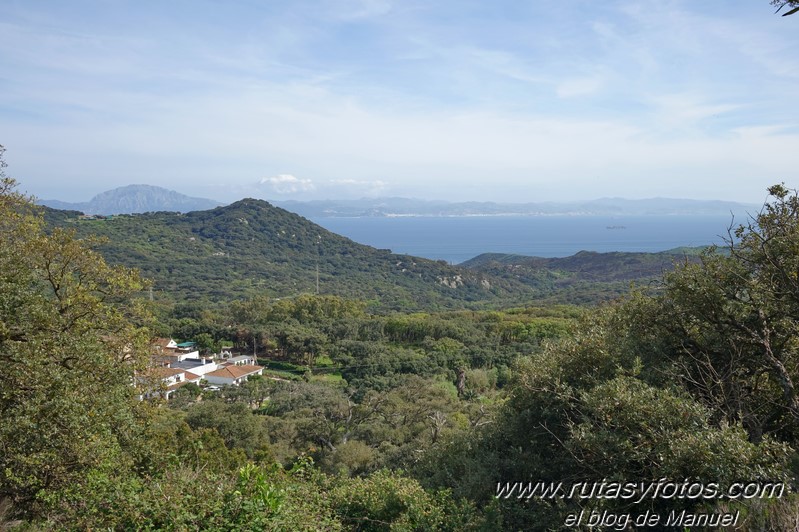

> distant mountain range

[
  {"left": 38, "top": 185, "right": 758, "bottom": 218},
  {"left": 38, "top": 184, "right": 222, "bottom": 215},
  {"left": 274, "top": 197, "right": 759, "bottom": 218}
]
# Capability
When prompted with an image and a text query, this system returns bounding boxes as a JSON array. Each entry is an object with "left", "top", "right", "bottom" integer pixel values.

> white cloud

[
  {"left": 556, "top": 77, "right": 604, "bottom": 98},
  {"left": 645, "top": 92, "right": 740, "bottom": 131},
  {"left": 259, "top": 174, "right": 316, "bottom": 194}
]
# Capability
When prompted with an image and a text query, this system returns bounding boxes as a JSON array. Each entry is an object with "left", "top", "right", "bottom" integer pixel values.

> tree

[
  {"left": 628, "top": 185, "right": 799, "bottom": 442},
  {"left": 184, "top": 401, "right": 272, "bottom": 459},
  {"left": 328, "top": 469, "right": 477, "bottom": 531},
  {"left": 419, "top": 307, "right": 791, "bottom": 529},
  {"left": 0, "top": 146, "right": 152, "bottom": 517},
  {"left": 771, "top": 0, "right": 799, "bottom": 16}
]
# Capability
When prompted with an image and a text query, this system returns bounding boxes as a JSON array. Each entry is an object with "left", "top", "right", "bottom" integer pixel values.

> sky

[{"left": 1, "top": 0, "right": 798, "bottom": 204}]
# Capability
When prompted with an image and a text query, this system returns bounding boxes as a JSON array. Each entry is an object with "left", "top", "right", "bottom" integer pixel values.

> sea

[{"left": 310, "top": 215, "right": 739, "bottom": 265}]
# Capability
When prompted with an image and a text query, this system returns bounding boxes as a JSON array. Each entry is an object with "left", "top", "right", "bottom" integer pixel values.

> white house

[
  {"left": 151, "top": 337, "right": 199, "bottom": 363},
  {"left": 137, "top": 366, "right": 202, "bottom": 400},
  {"left": 204, "top": 364, "right": 265, "bottom": 386},
  {"left": 171, "top": 357, "right": 219, "bottom": 376}
]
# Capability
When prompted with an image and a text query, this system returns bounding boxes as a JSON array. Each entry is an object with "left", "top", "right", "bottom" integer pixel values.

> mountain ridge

[
  {"left": 38, "top": 184, "right": 758, "bottom": 218},
  {"left": 38, "top": 184, "right": 222, "bottom": 215},
  {"left": 42, "top": 198, "right": 528, "bottom": 310},
  {"left": 274, "top": 197, "right": 759, "bottom": 218},
  {"left": 460, "top": 249, "right": 706, "bottom": 304}
]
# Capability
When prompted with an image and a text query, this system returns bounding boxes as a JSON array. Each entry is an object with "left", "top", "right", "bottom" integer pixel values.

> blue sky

[{"left": 1, "top": 0, "right": 798, "bottom": 203}]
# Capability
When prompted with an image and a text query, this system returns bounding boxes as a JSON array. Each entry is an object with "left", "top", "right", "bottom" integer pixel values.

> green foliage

[
  {"left": 13, "top": 132, "right": 799, "bottom": 530},
  {"left": 414, "top": 187, "right": 799, "bottom": 529},
  {"left": 613, "top": 185, "right": 799, "bottom": 443},
  {"left": 202, "top": 374, "right": 491, "bottom": 476},
  {"left": 570, "top": 377, "right": 789, "bottom": 487},
  {"left": 0, "top": 166, "right": 152, "bottom": 517},
  {"left": 43, "top": 200, "right": 535, "bottom": 310},
  {"left": 37, "top": 463, "right": 344, "bottom": 531},
  {"left": 420, "top": 301, "right": 794, "bottom": 528},
  {"left": 461, "top": 249, "right": 703, "bottom": 305},
  {"left": 327, "top": 469, "right": 476, "bottom": 531},
  {"left": 184, "top": 401, "right": 273, "bottom": 460},
  {"left": 35, "top": 458, "right": 478, "bottom": 531}
]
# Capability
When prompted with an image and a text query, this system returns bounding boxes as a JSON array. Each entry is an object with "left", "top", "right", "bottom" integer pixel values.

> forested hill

[
  {"left": 43, "top": 199, "right": 532, "bottom": 309},
  {"left": 461, "top": 248, "right": 705, "bottom": 304}
]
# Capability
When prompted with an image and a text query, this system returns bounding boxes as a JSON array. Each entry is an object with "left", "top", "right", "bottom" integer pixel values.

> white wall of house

[
  {"left": 225, "top": 355, "right": 256, "bottom": 366},
  {"left": 204, "top": 375, "right": 241, "bottom": 386},
  {"left": 172, "top": 359, "right": 218, "bottom": 376},
  {"left": 164, "top": 374, "right": 180, "bottom": 386},
  {"left": 175, "top": 350, "right": 200, "bottom": 362}
]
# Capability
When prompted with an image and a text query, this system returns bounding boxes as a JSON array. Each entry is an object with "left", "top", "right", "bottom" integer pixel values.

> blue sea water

[{"left": 311, "top": 215, "right": 738, "bottom": 265}]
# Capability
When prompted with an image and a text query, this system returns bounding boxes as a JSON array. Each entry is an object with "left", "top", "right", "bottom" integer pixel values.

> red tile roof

[{"left": 205, "top": 365, "right": 264, "bottom": 380}]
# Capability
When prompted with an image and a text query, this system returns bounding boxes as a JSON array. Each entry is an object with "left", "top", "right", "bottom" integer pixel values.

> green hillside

[
  {"left": 44, "top": 199, "right": 533, "bottom": 310},
  {"left": 43, "top": 201, "right": 715, "bottom": 308},
  {"left": 461, "top": 249, "right": 705, "bottom": 304}
]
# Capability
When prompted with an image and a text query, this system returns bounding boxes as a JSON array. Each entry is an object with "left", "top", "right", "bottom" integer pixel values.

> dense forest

[{"left": 3, "top": 142, "right": 799, "bottom": 530}]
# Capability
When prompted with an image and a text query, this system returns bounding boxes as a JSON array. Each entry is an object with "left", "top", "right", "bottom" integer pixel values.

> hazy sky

[{"left": 1, "top": 0, "right": 798, "bottom": 203}]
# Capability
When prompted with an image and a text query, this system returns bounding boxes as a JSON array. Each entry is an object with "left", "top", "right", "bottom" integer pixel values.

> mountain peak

[
  {"left": 226, "top": 198, "right": 274, "bottom": 208},
  {"left": 39, "top": 184, "right": 223, "bottom": 215}
]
